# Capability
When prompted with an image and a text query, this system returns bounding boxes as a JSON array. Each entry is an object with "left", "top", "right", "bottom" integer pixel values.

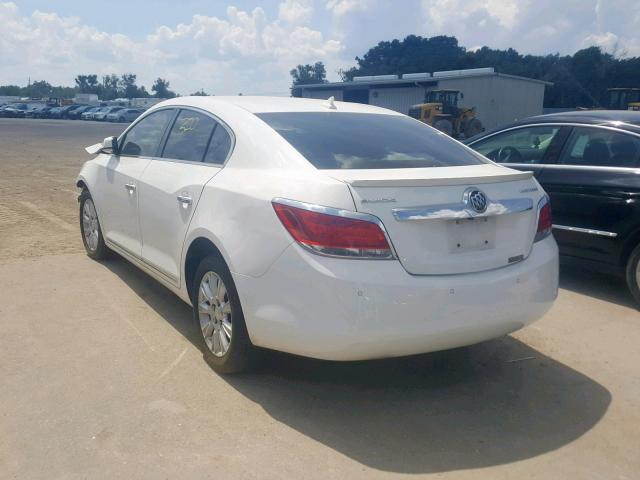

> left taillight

[
  {"left": 534, "top": 195, "right": 552, "bottom": 242},
  {"left": 272, "top": 199, "right": 394, "bottom": 259}
]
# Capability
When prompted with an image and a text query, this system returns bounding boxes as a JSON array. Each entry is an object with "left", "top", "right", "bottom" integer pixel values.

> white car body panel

[
  {"left": 77, "top": 96, "right": 558, "bottom": 361},
  {"left": 138, "top": 160, "right": 222, "bottom": 283}
]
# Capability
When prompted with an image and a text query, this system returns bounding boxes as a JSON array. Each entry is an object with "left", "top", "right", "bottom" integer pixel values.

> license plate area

[{"left": 447, "top": 217, "right": 496, "bottom": 253}]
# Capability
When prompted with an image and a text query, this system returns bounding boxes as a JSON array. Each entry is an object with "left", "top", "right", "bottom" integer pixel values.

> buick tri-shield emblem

[{"left": 465, "top": 189, "right": 488, "bottom": 213}]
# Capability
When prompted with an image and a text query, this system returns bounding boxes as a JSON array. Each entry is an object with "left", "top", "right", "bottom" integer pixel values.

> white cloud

[
  {"left": 420, "top": 0, "right": 640, "bottom": 57},
  {"left": 326, "top": 0, "right": 368, "bottom": 16},
  {"left": 0, "top": 2, "right": 342, "bottom": 95},
  {"left": 279, "top": 0, "right": 314, "bottom": 24}
]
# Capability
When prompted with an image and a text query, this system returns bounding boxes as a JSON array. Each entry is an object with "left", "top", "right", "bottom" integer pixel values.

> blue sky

[{"left": 2, "top": 1, "right": 639, "bottom": 95}]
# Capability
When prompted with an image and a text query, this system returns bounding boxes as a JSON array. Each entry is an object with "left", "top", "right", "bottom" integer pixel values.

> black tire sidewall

[
  {"left": 625, "top": 245, "right": 640, "bottom": 306},
  {"left": 79, "top": 190, "right": 108, "bottom": 260},
  {"left": 192, "top": 255, "right": 254, "bottom": 373}
]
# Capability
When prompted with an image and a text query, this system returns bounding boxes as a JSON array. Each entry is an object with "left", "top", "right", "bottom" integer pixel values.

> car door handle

[
  {"left": 124, "top": 183, "right": 136, "bottom": 193},
  {"left": 177, "top": 194, "right": 192, "bottom": 205}
]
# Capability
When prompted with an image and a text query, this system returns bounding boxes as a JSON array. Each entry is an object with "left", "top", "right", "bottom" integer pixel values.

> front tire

[
  {"left": 192, "top": 255, "right": 256, "bottom": 374},
  {"left": 79, "top": 190, "right": 110, "bottom": 260},
  {"left": 625, "top": 244, "right": 640, "bottom": 306}
]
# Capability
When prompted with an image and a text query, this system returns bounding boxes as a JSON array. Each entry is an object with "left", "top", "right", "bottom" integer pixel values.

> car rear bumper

[{"left": 234, "top": 236, "right": 559, "bottom": 361}]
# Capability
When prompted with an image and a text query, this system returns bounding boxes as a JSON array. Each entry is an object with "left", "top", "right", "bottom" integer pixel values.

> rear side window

[
  {"left": 203, "top": 124, "right": 232, "bottom": 164},
  {"left": 162, "top": 110, "right": 217, "bottom": 162},
  {"left": 558, "top": 127, "right": 640, "bottom": 168},
  {"left": 120, "top": 109, "right": 175, "bottom": 157},
  {"left": 257, "top": 112, "right": 486, "bottom": 169}
]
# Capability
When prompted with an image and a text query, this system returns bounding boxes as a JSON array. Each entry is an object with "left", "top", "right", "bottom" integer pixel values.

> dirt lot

[{"left": 1, "top": 118, "right": 639, "bottom": 479}]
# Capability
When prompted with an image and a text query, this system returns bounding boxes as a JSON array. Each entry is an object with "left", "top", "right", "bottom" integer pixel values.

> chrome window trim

[
  {"left": 271, "top": 197, "right": 398, "bottom": 260},
  {"left": 468, "top": 122, "right": 640, "bottom": 171},
  {"left": 117, "top": 105, "right": 236, "bottom": 167},
  {"left": 392, "top": 197, "right": 533, "bottom": 221},
  {"left": 552, "top": 224, "right": 618, "bottom": 238}
]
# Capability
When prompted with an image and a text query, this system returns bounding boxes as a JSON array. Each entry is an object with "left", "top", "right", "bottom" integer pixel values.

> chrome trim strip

[
  {"left": 392, "top": 197, "right": 533, "bottom": 221},
  {"left": 105, "top": 238, "right": 180, "bottom": 284},
  {"left": 552, "top": 224, "right": 618, "bottom": 238},
  {"left": 271, "top": 197, "right": 398, "bottom": 260}
]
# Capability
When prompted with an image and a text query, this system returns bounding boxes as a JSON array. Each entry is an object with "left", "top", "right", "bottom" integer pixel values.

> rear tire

[
  {"left": 464, "top": 118, "right": 483, "bottom": 138},
  {"left": 79, "top": 190, "right": 110, "bottom": 260},
  {"left": 192, "top": 255, "right": 256, "bottom": 374},
  {"left": 625, "top": 244, "right": 640, "bottom": 306},
  {"left": 434, "top": 118, "right": 453, "bottom": 136}
]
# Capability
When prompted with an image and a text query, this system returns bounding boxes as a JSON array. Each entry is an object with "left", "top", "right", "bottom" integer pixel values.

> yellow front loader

[{"left": 408, "top": 89, "right": 483, "bottom": 139}]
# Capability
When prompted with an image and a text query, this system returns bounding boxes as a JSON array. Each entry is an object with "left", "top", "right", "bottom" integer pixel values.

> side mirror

[{"left": 102, "top": 136, "right": 118, "bottom": 153}]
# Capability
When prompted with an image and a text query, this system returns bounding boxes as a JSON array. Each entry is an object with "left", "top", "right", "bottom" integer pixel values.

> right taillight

[
  {"left": 535, "top": 195, "right": 552, "bottom": 242},
  {"left": 272, "top": 198, "right": 395, "bottom": 259}
]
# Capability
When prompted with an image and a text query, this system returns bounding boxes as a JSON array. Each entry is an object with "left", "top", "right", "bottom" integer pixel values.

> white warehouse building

[{"left": 292, "top": 68, "right": 551, "bottom": 130}]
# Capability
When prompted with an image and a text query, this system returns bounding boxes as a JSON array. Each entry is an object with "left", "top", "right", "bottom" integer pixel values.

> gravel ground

[{"left": 0, "top": 118, "right": 638, "bottom": 479}]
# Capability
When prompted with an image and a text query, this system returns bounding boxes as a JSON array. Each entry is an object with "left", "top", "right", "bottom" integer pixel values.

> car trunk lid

[{"left": 327, "top": 164, "right": 540, "bottom": 275}]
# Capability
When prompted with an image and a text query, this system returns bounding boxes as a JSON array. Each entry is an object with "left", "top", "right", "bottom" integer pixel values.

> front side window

[
  {"left": 558, "top": 127, "right": 640, "bottom": 168},
  {"left": 162, "top": 110, "right": 217, "bottom": 162},
  {"left": 257, "top": 112, "right": 486, "bottom": 169},
  {"left": 471, "top": 126, "right": 560, "bottom": 164},
  {"left": 120, "top": 109, "right": 175, "bottom": 157}
]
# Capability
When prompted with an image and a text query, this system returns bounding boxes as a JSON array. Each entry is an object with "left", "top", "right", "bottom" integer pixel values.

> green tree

[
  {"left": 120, "top": 73, "right": 139, "bottom": 99},
  {"left": 101, "top": 74, "right": 120, "bottom": 100},
  {"left": 74, "top": 74, "right": 100, "bottom": 93},
  {"left": 151, "top": 78, "right": 176, "bottom": 98},
  {"left": 0, "top": 85, "right": 22, "bottom": 96},
  {"left": 190, "top": 89, "right": 208, "bottom": 96},
  {"left": 290, "top": 62, "right": 327, "bottom": 86},
  {"left": 29, "top": 80, "right": 53, "bottom": 98}
]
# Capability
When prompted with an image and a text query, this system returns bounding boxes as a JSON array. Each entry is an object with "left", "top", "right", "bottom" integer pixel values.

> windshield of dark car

[{"left": 257, "top": 112, "right": 486, "bottom": 169}]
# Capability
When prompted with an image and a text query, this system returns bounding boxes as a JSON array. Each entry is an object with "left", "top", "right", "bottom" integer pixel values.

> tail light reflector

[
  {"left": 535, "top": 195, "right": 552, "bottom": 242},
  {"left": 272, "top": 199, "right": 394, "bottom": 259}
]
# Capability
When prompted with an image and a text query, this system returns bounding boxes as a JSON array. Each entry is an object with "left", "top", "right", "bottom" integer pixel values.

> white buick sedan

[{"left": 78, "top": 96, "right": 558, "bottom": 373}]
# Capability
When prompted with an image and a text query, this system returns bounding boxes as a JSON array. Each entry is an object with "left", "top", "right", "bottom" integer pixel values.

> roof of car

[
  {"left": 467, "top": 110, "right": 640, "bottom": 143},
  {"left": 154, "top": 95, "right": 403, "bottom": 115}
]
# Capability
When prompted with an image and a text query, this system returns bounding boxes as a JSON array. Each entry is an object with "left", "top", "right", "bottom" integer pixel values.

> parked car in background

[
  {"left": 48, "top": 107, "right": 66, "bottom": 119},
  {"left": 68, "top": 105, "right": 94, "bottom": 120},
  {"left": 34, "top": 106, "right": 54, "bottom": 118},
  {"left": 94, "top": 106, "right": 124, "bottom": 121},
  {"left": 60, "top": 105, "right": 86, "bottom": 119},
  {"left": 81, "top": 107, "right": 103, "bottom": 120},
  {"left": 106, "top": 108, "right": 143, "bottom": 123},
  {"left": 466, "top": 110, "right": 640, "bottom": 304},
  {"left": 77, "top": 96, "right": 558, "bottom": 373},
  {"left": 0, "top": 104, "right": 27, "bottom": 118}
]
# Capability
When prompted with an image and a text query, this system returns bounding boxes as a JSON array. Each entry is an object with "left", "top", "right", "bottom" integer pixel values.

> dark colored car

[
  {"left": 0, "top": 103, "right": 28, "bottom": 118},
  {"left": 68, "top": 105, "right": 94, "bottom": 119},
  {"left": 466, "top": 110, "right": 640, "bottom": 303},
  {"left": 33, "top": 106, "right": 53, "bottom": 118},
  {"left": 56, "top": 104, "right": 85, "bottom": 119}
]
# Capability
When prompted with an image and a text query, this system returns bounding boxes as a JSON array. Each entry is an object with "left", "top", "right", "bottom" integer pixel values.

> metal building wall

[
  {"left": 437, "top": 76, "right": 545, "bottom": 129},
  {"left": 300, "top": 89, "right": 344, "bottom": 101},
  {"left": 369, "top": 87, "right": 425, "bottom": 114}
]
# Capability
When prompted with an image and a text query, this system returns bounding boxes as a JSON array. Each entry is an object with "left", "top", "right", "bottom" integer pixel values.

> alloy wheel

[
  {"left": 82, "top": 199, "right": 99, "bottom": 252},
  {"left": 198, "top": 271, "right": 233, "bottom": 357}
]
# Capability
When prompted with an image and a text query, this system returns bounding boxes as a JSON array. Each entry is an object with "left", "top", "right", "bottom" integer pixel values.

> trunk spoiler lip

[{"left": 325, "top": 165, "right": 534, "bottom": 187}]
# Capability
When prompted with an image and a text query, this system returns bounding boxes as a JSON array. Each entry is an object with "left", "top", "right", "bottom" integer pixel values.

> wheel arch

[
  {"left": 183, "top": 234, "right": 230, "bottom": 302},
  {"left": 619, "top": 226, "right": 640, "bottom": 268}
]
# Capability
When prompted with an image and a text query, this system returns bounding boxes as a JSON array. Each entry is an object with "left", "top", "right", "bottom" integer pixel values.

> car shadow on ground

[
  {"left": 559, "top": 261, "right": 636, "bottom": 309},
  {"left": 105, "top": 255, "right": 611, "bottom": 475}
]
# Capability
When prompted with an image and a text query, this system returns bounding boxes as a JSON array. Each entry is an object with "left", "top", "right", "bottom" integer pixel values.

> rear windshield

[{"left": 257, "top": 112, "right": 486, "bottom": 169}]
